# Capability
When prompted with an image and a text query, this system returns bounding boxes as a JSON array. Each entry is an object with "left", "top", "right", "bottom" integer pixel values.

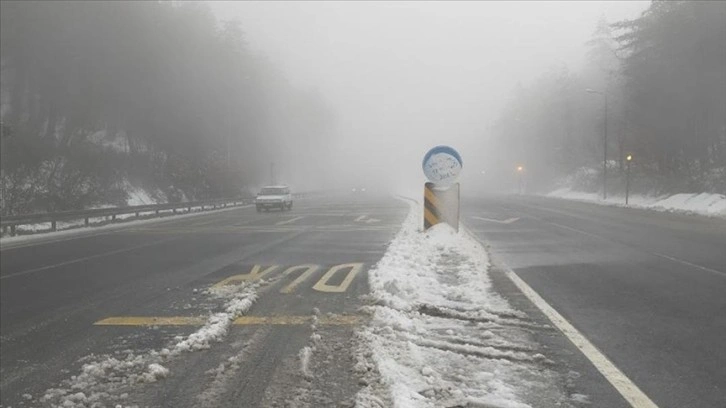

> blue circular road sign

[{"left": 422, "top": 145, "right": 463, "bottom": 185}]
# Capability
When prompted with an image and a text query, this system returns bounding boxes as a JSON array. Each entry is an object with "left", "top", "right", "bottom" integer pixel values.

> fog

[
  {"left": 2, "top": 1, "right": 724, "bottom": 214},
  {"left": 210, "top": 1, "right": 649, "bottom": 194}
]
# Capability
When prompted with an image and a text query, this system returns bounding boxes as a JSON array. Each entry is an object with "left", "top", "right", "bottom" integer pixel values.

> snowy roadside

[
  {"left": 354, "top": 199, "right": 575, "bottom": 408},
  {"left": 546, "top": 188, "right": 726, "bottom": 219},
  {"left": 37, "top": 282, "right": 259, "bottom": 408}
]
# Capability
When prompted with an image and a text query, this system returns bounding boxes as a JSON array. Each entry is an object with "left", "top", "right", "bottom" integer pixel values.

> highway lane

[
  {"left": 3, "top": 191, "right": 724, "bottom": 408},
  {"left": 463, "top": 195, "right": 726, "bottom": 408},
  {"left": 0, "top": 194, "right": 407, "bottom": 407}
]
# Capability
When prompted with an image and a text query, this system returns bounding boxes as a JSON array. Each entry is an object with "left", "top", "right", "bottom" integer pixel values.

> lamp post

[
  {"left": 586, "top": 88, "right": 608, "bottom": 200},
  {"left": 625, "top": 154, "right": 632, "bottom": 205},
  {"left": 516, "top": 165, "right": 524, "bottom": 195}
]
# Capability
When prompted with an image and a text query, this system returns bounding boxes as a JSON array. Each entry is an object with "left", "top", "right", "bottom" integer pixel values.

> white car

[{"left": 256, "top": 185, "right": 293, "bottom": 212}]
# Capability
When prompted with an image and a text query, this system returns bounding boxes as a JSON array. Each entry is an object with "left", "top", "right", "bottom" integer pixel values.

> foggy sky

[{"left": 209, "top": 1, "right": 649, "bottom": 193}]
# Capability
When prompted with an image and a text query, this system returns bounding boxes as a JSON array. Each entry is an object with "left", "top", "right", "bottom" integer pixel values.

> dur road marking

[
  {"left": 94, "top": 315, "right": 360, "bottom": 326},
  {"left": 504, "top": 267, "right": 660, "bottom": 408},
  {"left": 213, "top": 265, "right": 280, "bottom": 288},
  {"left": 212, "top": 263, "right": 365, "bottom": 293},
  {"left": 279, "top": 264, "right": 320, "bottom": 294},
  {"left": 312, "top": 263, "right": 363, "bottom": 293}
]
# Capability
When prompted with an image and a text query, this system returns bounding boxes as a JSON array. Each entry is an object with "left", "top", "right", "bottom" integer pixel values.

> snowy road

[{"left": 1, "top": 194, "right": 724, "bottom": 407}]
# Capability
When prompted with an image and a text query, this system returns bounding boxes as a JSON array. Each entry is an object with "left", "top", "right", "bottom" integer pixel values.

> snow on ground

[
  {"left": 122, "top": 181, "right": 165, "bottom": 207},
  {"left": 126, "top": 187, "right": 158, "bottom": 206},
  {"left": 547, "top": 188, "right": 726, "bottom": 218},
  {"left": 354, "top": 199, "right": 573, "bottom": 408},
  {"left": 39, "top": 283, "right": 259, "bottom": 408}
]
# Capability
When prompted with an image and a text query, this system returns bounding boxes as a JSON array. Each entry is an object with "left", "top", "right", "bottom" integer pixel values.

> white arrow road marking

[
  {"left": 472, "top": 216, "right": 520, "bottom": 224},
  {"left": 355, "top": 215, "right": 381, "bottom": 224},
  {"left": 276, "top": 216, "right": 304, "bottom": 226}
]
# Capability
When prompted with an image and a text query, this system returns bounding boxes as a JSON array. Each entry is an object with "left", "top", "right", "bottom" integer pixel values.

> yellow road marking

[
  {"left": 280, "top": 264, "right": 320, "bottom": 293},
  {"left": 94, "top": 315, "right": 360, "bottom": 326},
  {"left": 213, "top": 265, "right": 279, "bottom": 287},
  {"left": 312, "top": 263, "right": 363, "bottom": 293}
]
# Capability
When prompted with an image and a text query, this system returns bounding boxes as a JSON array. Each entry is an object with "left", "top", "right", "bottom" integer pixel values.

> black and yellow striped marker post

[{"left": 424, "top": 182, "right": 460, "bottom": 232}]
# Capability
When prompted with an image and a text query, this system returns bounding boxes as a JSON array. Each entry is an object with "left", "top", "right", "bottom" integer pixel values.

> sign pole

[{"left": 422, "top": 145, "right": 463, "bottom": 232}]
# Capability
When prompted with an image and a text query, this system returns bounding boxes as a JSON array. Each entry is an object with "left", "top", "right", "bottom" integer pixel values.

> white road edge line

[
  {"left": 0, "top": 236, "right": 180, "bottom": 280},
  {"left": 275, "top": 216, "right": 305, "bottom": 226},
  {"left": 504, "top": 267, "right": 660, "bottom": 408}
]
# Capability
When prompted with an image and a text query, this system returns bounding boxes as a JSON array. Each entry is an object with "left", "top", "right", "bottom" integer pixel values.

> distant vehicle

[
  {"left": 352, "top": 187, "right": 367, "bottom": 193},
  {"left": 256, "top": 185, "right": 293, "bottom": 212}
]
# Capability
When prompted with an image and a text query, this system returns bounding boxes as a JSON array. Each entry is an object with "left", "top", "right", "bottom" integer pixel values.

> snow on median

[
  {"left": 39, "top": 283, "right": 258, "bottom": 408},
  {"left": 354, "top": 200, "right": 574, "bottom": 408}
]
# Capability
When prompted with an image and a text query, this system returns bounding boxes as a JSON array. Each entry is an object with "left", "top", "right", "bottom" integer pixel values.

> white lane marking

[
  {"left": 275, "top": 216, "right": 305, "bottom": 226},
  {"left": 504, "top": 267, "right": 660, "bottom": 408},
  {"left": 652, "top": 252, "right": 725, "bottom": 277},
  {"left": 0, "top": 237, "right": 180, "bottom": 280},
  {"left": 472, "top": 216, "right": 520, "bottom": 224},
  {"left": 545, "top": 220, "right": 725, "bottom": 278},
  {"left": 547, "top": 220, "right": 605, "bottom": 240}
]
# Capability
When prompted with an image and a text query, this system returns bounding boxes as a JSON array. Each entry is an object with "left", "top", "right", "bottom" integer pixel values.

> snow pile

[
  {"left": 172, "top": 285, "right": 257, "bottom": 354},
  {"left": 548, "top": 188, "right": 726, "bottom": 218},
  {"left": 298, "top": 308, "right": 323, "bottom": 380},
  {"left": 354, "top": 200, "right": 569, "bottom": 408},
  {"left": 40, "top": 282, "right": 258, "bottom": 408}
]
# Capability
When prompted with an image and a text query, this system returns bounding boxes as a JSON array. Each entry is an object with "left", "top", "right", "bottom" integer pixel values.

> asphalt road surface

[
  {"left": 464, "top": 195, "right": 726, "bottom": 408},
  {"left": 1, "top": 193, "right": 724, "bottom": 408},
  {"left": 0, "top": 194, "right": 407, "bottom": 407}
]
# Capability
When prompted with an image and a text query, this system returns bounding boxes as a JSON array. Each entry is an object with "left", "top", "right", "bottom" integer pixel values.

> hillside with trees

[
  {"left": 487, "top": 0, "right": 725, "bottom": 195},
  {"left": 0, "top": 1, "right": 333, "bottom": 215}
]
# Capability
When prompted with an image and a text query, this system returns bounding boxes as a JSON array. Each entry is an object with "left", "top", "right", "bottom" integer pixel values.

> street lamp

[
  {"left": 516, "top": 165, "right": 524, "bottom": 195},
  {"left": 586, "top": 88, "right": 608, "bottom": 200},
  {"left": 625, "top": 154, "right": 633, "bottom": 205}
]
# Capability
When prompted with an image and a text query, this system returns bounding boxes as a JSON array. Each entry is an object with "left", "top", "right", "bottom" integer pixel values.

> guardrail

[{"left": 0, "top": 197, "right": 255, "bottom": 236}]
